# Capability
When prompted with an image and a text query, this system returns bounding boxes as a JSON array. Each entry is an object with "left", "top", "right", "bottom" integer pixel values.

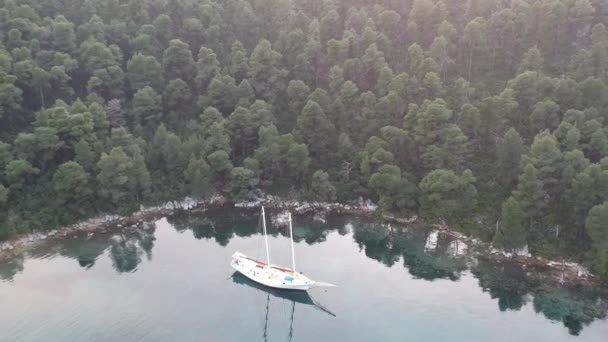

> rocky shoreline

[{"left": 0, "top": 196, "right": 604, "bottom": 288}]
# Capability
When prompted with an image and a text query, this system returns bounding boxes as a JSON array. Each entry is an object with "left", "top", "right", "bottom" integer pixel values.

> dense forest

[{"left": 0, "top": 0, "right": 606, "bottom": 276}]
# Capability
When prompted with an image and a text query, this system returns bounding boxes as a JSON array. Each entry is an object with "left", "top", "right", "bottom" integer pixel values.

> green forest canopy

[{"left": 0, "top": 0, "right": 607, "bottom": 276}]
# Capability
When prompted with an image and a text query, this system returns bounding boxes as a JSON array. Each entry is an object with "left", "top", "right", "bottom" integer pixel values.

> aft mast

[
  {"left": 262, "top": 206, "right": 271, "bottom": 267},
  {"left": 288, "top": 212, "right": 296, "bottom": 273}
]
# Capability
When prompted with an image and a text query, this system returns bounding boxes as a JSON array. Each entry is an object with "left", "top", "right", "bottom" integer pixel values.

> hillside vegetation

[{"left": 0, "top": 0, "right": 607, "bottom": 275}]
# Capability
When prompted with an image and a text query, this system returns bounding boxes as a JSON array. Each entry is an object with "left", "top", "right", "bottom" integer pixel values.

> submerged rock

[
  {"left": 272, "top": 211, "right": 290, "bottom": 226},
  {"left": 313, "top": 213, "right": 327, "bottom": 223}
]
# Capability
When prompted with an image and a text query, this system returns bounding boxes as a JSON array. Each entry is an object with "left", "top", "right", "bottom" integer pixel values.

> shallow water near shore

[{"left": 1, "top": 208, "right": 607, "bottom": 341}]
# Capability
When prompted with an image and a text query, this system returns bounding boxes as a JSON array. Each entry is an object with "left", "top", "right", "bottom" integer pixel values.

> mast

[
  {"left": 263, "top": 292, "right": 269, "bottom": 342},
  {"left": 287, "top": 300, "right": 295, "bottom": 341},
  {"left": 289, "top": 212, "right": 296, "bottom": 273},
  {"left": 262, "top": 206, "right": 271, "bottom": 267}
]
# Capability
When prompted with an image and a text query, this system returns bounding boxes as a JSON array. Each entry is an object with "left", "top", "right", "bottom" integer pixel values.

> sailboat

[{"left": 231, "top": 206, "right": 336, "bottom": 291}]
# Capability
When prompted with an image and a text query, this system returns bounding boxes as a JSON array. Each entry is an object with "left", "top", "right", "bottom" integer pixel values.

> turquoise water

[{"left": 1, "top": 209, "right": 607, "bottom": 341}]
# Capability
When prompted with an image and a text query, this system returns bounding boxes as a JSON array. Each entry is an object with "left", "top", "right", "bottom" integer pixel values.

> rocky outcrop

[{"left": 478, "top": 253, "right": 603, "bottom": 287}]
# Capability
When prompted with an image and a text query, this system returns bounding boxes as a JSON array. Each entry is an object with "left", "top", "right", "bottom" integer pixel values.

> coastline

[{"left": 0, "top": 195, "right": 604, "bottom": 288}]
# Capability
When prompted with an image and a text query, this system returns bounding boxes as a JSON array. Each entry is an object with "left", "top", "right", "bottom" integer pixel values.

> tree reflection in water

[
  {"left": 0, "top": 254, "right": 24, "bottom": 281},
  {"left": 109, "top": 224, "right": 157, "bottom": 273},
  {"left": 353, "top": 222, "right": 468, "bottom": 280},
  {"left": 473, "top": 261, "right": 531, "bottom": 312},
  {"left": 472, "top": 260, "right": 608, "bottom": 335},
  {"left": 55, "top": 236, "right": 111, "bottom": 269},
  {"left": 532, "top": 285, "right": 607, "bottom": 336},
  {"left": 1, "top": 208, "right": 607, "bottom": 335}
]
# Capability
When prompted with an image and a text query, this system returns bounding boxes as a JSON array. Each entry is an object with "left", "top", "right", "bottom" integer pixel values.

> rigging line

[
  {"left": 256, "top": 209, "right": 263, "bottom": 260},
  {"left": 307, "top": 293, "right": 337, "bottom": 318}
]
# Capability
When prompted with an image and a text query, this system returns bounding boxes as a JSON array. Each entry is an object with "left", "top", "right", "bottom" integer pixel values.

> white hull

[{"left": 231, "top": 252, "right": 316, "bottom": 291}]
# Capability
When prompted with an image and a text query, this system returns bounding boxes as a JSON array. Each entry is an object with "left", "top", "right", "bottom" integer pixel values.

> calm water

[{"left": 1, "top": 208, "right": 607, "bottom": 342}]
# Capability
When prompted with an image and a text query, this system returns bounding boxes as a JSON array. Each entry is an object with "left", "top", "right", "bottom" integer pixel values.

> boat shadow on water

[{"left": 230, "top": 271, "right": 336, "bottom": 318}]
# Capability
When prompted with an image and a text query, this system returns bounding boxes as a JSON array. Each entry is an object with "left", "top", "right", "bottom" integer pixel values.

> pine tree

[
  {"left": 248, "top": 39, "right": 286, "bottom": 102},
  {"left": 229, "top": 166, "right": 259, "bottom": 201},
  {"left": 496, "top": 128, "right": 525, "bottom": 191},
  {"left": 310, "top": 170, "right": 337, "bottom": 202},
  {"left": 96, "top": 147, "right": 132, "bottom": 207},
  {"left": 369, "top": 164, "right": 417, "bottom": 213},
  {"left": 513, "top": 164, "right": 546, "bottom": 222},
  {"left": 419, "top": 169, "right": 477, "bottom": 225},
  {"left": 127, "top": 53, "right": 162, "bottom": 91},
  {"left": 195, "top": 47, "right": 220, "bottom": 91},
  {"left": 518, "top": 46, "right": 544, "bottom": 74},
  {"left": 162, "top": 39, "right": 195, "bottom": 83},
  {"left": 53, "top": 161, "right": 92, "bottom": 214},
  {"left": 131, "top": 86, "right": 161, "bottom": 131},
  {"left": 0, "top": 184, "right": 8, "bottom": 205},
  {"left": 293, "top": 100, "right": 336, "bottom": 169},
  {"left": 522, "top": 131, "right": 563, "bottom": 201},
  {"left": 586, "top": 202, "right": 608, "bottom": 277},
  {"left": 494, "top": 197, "right": 527, "bottom": 253},
  {"left": 105, "top": 99, "right": 126, "bottom": 128}
]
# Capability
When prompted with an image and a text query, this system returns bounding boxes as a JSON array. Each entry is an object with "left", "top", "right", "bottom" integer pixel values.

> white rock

[
  {"left": 1, "top": 243, "right": 14, "bottom": 251},
  {"left": 235, "top": 200, "right": 260, "bottom": 208},
  {"left": 447, "top": 239, "right": 468, "bottom": 257},
  {"left": 424, "top": 230, "right": 439, "bottom": 253}
]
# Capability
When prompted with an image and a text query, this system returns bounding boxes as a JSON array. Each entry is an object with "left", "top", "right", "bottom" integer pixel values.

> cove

[{"left": 1, "top": 208, "right": 607, "bottom": 341}]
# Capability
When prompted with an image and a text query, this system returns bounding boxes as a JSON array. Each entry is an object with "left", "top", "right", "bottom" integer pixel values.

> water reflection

[
  {"left": 532, "top": 285, "right": 607, "bottom": 336},
  {"left": 473, "top": 261, "right": 531, "bottom": 312},
  {"left": 231, "top": 271, "right": 336, "bottom": 317},
  {"left": 118, "top": 209, "right": 608, "bottom": 335},
  {"left": 57, "top": 237, "right": 110, "bottom": 269},
  {"left": 18, "top": 223, "right": 157, "bottom": 274},
  {"left": 231, "top": 271, "right": 335, "bottom": 342},
  {"left": 472, "top": 260, "right": 608, "bottom": 335},
  {"left": 109, "top": 224, "right": 156, "bottom": 273},
  {"left": 0, "top": 254, "right": 24, "bottom": 281},
  {"left": 167, "top": 208, "right": 348, "bottom": 245},
  {"left": 353, "top": 222, "right": 467, "bottom": 280},
  {"left": 169, "top": 208, "right": 261, "bottom": 245},
  {"left": 1, "top": 208, "right": 607, "bottom": 336}
]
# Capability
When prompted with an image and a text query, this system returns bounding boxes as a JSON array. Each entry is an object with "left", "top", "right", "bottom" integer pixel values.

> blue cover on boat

[{"left": 284, "top": 276, "right": 294, "bottom": 282}]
